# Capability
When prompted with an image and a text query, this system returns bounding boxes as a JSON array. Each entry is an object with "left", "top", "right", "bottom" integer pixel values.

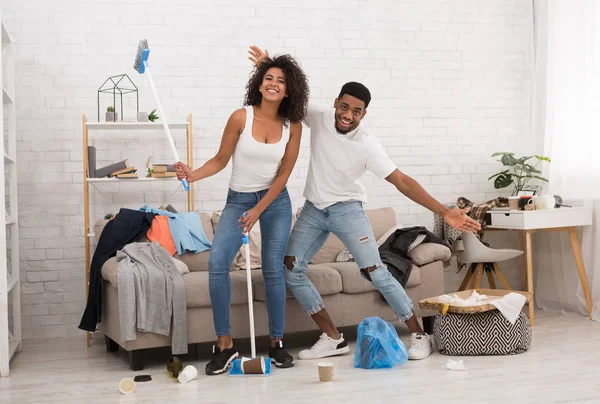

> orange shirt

[{"left": 146, "top": 216, "right": 177, "bottom": 256}]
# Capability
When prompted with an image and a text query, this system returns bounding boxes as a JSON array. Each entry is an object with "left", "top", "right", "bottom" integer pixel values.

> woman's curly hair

[{"left": 244, "top": 54, "right": 309, "bottom": 123}]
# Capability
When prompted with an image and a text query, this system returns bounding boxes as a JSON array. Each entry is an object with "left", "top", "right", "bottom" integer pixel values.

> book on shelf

[
  {"left": 148, "top": 171, "right": 176, "bottom": 178},
  {"left": 108, "top": 166, "right": 136, "bottom": 177},
  {"left": 87, "top": 146, "right": 97, "bottom": 178},
  {"left": 151, "top": 164, "right": 175, "bottom": 173},
  {"left": 96, "top": 159, "right": 129, "bottom": 178},
  {"left": 116, "top": 171, "right": 138, "bottom": 179}
]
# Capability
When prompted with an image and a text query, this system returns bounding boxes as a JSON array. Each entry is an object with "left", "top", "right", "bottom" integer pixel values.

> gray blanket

[{"left": 116, "top": 242, "right": 187, "bottom": 355}]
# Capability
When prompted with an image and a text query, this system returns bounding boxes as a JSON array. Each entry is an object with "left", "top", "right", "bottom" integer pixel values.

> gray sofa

[{"left": 96, "top": 207, "right": 448, "bottom": 370}]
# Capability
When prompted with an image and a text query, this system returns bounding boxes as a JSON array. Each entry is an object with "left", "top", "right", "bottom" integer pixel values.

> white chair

[{"left": 456, "top": 231, "right": 524, "bottom": 291}]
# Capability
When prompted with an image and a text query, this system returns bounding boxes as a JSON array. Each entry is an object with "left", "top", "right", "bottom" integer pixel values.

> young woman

[{"left": 175, "top": 54, "right": 309, "bottom": 375}]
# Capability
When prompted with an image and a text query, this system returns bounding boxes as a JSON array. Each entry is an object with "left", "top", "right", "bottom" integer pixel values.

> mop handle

[
  {"left": 245, "top": 241, "right": 256, "bottom": 359},
  {"left": 144, "top": 63, "right": 189, "bottom": 191},
  {"left": 242, "top": 215, "right": 256, "bottom": 359}
]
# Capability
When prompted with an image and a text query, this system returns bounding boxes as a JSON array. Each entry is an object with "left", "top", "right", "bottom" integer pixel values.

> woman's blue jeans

[{"left": 208, "top": 188, "right": 292, "bottom": 339}]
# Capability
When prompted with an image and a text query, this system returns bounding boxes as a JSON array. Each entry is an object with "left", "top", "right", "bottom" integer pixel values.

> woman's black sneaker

[
  {"left": 205, "top": 345, "right": 240, "bottom": 375},
  {"left": 269, "top": 341, "right": 294, "bottom": 368}
]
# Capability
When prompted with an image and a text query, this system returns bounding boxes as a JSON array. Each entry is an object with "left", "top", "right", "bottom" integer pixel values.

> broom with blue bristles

[{"left": 133, "top": 39, "right": 189, "bottom": 191}]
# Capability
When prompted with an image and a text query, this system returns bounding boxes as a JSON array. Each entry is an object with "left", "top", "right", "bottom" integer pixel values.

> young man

[{"left": 248, "top": 47, "right": 481, "bottom": 360}]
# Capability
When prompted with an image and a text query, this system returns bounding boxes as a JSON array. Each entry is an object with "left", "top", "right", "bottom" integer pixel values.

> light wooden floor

[{"left": 1, "top": 310, "right": 600, "bottom": 404}]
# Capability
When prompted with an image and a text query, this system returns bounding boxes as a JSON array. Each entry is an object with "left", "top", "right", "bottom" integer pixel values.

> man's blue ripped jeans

[{"left": 284, "top": 200, "right": 414, "bottom": 321}]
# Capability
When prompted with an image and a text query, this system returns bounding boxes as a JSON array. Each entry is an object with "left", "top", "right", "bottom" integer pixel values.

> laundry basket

[
  {"left": 420, "top": 289, "right": 533, "bottom": 356},
  {"left": 433, "top": 310, "right": 532, "bottom": 355}
]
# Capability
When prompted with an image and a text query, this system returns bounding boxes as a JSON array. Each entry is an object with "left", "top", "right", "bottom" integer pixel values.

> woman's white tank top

[{"left": 229, "top": 106, "right": 290, "bottom": 192}]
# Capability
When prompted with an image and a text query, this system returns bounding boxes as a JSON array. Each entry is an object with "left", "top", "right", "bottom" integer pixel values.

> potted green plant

[
  {"left": 148, "top": 109, "right": 159, "bottom": 122},
  {"left": 488, "top": 152, "right": 551, "bottom": 195},
  {"left": 137, "top": 111, "right": 149, "bottom": 122},
  {"left": 106, "top": 106, "right": 118, "bottom": 122}
]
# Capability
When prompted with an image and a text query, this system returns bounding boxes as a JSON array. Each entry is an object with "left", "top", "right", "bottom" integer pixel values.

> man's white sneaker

[
  {"left": 298, "top": 333, "right": 350, "bottom": 360},
  {"left": 407, "top": 333, "right": 433, "bottom": 360}
]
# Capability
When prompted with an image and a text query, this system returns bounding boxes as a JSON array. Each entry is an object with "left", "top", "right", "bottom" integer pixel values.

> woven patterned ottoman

[{"left": 433, "top": 310, "right": 532, "bottom": 356}]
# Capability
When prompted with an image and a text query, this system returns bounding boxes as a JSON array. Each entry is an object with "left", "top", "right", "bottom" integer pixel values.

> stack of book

[
  {"left": 148, "top": 161, "right": 176, "bottom": 178},
  {"left": 109, "top": 165, "right": 137, "bottom": 179}
]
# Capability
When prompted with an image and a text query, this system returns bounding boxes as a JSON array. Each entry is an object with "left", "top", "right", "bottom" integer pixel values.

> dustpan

[{"left": 230, "top": 225, "right": 271, "bottom": 376}]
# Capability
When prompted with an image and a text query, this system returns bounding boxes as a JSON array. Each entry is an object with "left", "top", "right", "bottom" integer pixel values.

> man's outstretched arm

[{"left": 385, "top": 169, "right": 481, "bottom": 232}]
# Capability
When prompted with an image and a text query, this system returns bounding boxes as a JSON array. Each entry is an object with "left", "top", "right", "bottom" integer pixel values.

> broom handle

[
  {"left": 245, "top": 240, "right": 256, "bottom": 359},
  {"left": 144, "top": 64, "right": 189, "bottom": 191}
]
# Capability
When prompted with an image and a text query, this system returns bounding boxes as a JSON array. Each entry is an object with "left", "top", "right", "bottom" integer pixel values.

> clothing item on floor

[
  {"left": 78, "top": 208, "right": 156, "bottom": 332},
  {"left": 116, "top": 242, "right": 188, "bottom": 355},
  {"left": 378, "top": 226, "right": 450, "bottom": 288},
  {"left": 297, "top": 333, "right": 350, "bottom": 360},
  {"left": 269, "top": 341, "right": 294, "bottom": 368},
  {"left": 407, "top": 333, "right": 433, "bottom": 360},
  {"left": 146, "top": 215, "right": 177, "bottom": 256},
  {"left": 205, "top": 345, "right": 240, "bottom": 376},
  {"left": 139, "top": 204, "right": 212, "bottom": 255}
]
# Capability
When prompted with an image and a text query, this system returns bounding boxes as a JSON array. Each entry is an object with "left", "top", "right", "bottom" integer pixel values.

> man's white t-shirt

[{"left": 303, "top": 105, "right": 397, "bottom": 210}]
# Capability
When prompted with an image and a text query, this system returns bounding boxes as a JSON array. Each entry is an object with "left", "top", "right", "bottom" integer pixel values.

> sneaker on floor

[
  {"left": 205, "top": 344, "right": 240, "bottom": 375},
  {"left": 269, "top": 341, "right": 294, "bottom": 368},
  {"left": 298, "top": 333, "right": 350, "bottom": 360},
  {"left": 407, "top": 333, "right": 433, "bottom": 360}
]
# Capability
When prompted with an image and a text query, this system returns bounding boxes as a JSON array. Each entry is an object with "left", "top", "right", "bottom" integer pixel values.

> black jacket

[
  {"left": 378, "top": 226, "right": 449, "bottom": 287},
  {"left": 79, "top": 209, "right": 156, "bottom": 332}
]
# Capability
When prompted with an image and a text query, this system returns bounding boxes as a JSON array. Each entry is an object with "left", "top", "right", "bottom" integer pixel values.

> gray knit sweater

[{"left": 116, "top": 242, "right": 187, "bottom": 355}]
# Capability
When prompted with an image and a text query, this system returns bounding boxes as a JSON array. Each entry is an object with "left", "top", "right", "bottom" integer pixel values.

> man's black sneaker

[
  {"left": 269, "top": 340, "right": 294, "bottom": 368},
  {"left": 205, "top": 344, "right": 240, "bottom": 375}
]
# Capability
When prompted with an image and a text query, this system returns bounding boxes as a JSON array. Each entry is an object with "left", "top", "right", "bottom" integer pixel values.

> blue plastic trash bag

[{"left": 354, "top": 316, "right": 408, "bottom": 369}]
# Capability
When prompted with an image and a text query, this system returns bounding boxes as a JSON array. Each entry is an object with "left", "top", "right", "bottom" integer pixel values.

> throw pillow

[
  {"left": 211, "top": 211, "right": 262, "bottom": 271},
  {"left": 173, "top": 257, "right": 190, "bottom": 275},
  {"left": 335, "top": 225, "right": 402, "bottom": 262},
  {"left": 409, "top": 243, "right": 452, "bottom": 266}
]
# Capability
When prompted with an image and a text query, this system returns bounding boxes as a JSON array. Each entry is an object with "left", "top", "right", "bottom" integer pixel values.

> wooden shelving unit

[{"left": 82, "top": 114, "right": 195, "bottom": 347}]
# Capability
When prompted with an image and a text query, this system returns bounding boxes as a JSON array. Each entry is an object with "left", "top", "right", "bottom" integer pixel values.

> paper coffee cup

[
  {"left": 317, "top": 362, "right": 334, "bottom": 382},
  {"left": 119, "top": 377, "right": 135, "bottom": 395},
  {"left": 178, "top": 365, "right": 198, "bottom": 384},
  {"left": 508, "top": 196, "right": 519, "bottom": 210},
  {"left": 241, "top": 357, "right": 266, "bottom": 374}
]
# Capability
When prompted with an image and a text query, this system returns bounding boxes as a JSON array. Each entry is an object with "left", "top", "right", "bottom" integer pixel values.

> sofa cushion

[
  {"left": 251, "top": 264, "right": 343, "bottom": 302},
  {"left": 184, "top": 271, "right": 249, "bottom": 308},
  {"left": 310, "top": 207, "right": 396, "bottom": 264},
  {"left": 101, "top": 255, "right": 245, "bottom": 308},
  {"left": 409, "top": 243, "right": 451, "bottom": 266},
  {"left": 325, "top": 262, "right": 421, "bottom": 294}
]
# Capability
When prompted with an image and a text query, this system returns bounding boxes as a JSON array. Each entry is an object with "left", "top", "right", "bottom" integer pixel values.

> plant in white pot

[{"left": 106, "top": 106, "right": 118, "bottom": 122}]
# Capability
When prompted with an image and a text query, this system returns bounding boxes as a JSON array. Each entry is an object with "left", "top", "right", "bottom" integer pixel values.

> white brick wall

[{"left": 3, "top": 0, "right": 534, "bottom": 339}]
